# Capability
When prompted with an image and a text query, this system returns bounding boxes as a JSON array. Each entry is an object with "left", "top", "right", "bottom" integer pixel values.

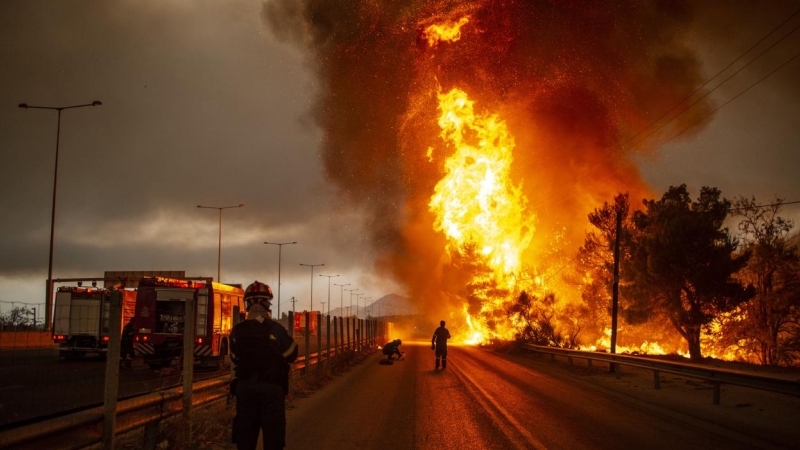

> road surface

[{"left": 283, "top": 342, "right": 800, "bottom": 449}]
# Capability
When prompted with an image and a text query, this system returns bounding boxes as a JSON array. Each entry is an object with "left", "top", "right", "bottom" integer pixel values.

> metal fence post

[
  {"left": 326, "top": 314, "right": 331, "bottom": 370},
  {"left": 102, "top": 289, "right": 123, "bottom": 449},
  {"left": 317, "top": 312, "right": 322, "bottom": 369},
  {"left": 304, "top": 312, "right": 310, "bottom": 372},
  {"left": 182, "top": 296, "right": 196, "bottom": 442},
  {"left": 346, "top": 317, "right": 351, "bottom": 350}
]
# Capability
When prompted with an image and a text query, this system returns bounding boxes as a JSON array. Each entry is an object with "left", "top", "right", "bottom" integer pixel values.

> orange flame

[
  {"left": 430, "top": 88, "right": 535, "bottom": 280},
  {"left": 422, "top": 16, "right": 470, "bottom": 46},
  {"left": 428, "top": 87, "right": 536, "bottom": 342}
]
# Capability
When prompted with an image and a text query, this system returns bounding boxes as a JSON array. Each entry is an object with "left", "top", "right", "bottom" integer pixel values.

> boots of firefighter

[
  {"left": 442, "top": 357, "right": 447, "bottom": 369},
  {"left": 435, "top": 356, "right": 440, "bottom": 369}
]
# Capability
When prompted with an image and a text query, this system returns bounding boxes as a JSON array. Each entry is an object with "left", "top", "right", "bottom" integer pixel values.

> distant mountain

[{"left": 326, "top": 293, "right": 415, "bottom": 318}]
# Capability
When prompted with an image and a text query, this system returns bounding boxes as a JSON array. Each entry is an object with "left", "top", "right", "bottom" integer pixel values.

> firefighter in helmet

[
  {"left": 382, "top": 339, "right": 403, "bottom": 360},
  {"left": 230, "top": 281, "right": 298, "bottom": 450}
]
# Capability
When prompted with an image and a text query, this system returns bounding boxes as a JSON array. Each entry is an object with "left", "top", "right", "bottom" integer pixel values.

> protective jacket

[
  {"left": 432, "top": 326, "right": 451, "bottom": 349},
  {"left": 230, "top": 317, "right": 298, "bottom": 393},
  {"left": 230, "top": 317, "right": 298, "bottom": 449}
]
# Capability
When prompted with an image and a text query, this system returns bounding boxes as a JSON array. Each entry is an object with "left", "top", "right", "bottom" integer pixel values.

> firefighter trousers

[
  {"left": 435, "top": 347, "right": 448, "bottom": 368},
  {"left": 233, "top": 377, "right": 286, "bottom": 450}
]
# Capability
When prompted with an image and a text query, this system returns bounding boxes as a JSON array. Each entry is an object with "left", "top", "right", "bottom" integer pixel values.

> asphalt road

[
  {"left": 282, "top": 341, "right": 800, "bottom": 450},
  {"left": 5, "top": 342, "right": 799, "bottom": 448}
]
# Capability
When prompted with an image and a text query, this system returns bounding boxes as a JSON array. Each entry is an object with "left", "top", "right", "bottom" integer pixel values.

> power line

[
  {"left": 624, "top": 6, "right": 800, "bottom": 152},
  {"left": 530, "top": 7, "right": 800, "bottom": 210},
  {"left": 728, "top": 199, "right": 800, "bottom": 213},
  {"left": 629, "top": 21, "right": 800, "bottom": 153},
  {"left": 650, "top": 49, "right": 800, "bottom": 152}
]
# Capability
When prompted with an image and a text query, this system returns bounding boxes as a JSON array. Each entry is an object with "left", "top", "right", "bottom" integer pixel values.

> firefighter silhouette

[{"left": 432, "top": 320, "right": 451, "bottom": 369}]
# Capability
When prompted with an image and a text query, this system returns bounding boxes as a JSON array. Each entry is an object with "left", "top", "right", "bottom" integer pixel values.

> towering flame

[
  {"left": 264, "top": 0, "right": 711, "bottom": 350},
  {"left": 430, "top": 87, "right": 535, "bottom": 341},
  {"left": 430, "top": 88, "right": 533, "bottom": 283}
]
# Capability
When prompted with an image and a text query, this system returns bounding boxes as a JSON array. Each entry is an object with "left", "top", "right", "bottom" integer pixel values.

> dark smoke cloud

[{"left": 262, "top": 0, "right": 710, "bottom": 319}]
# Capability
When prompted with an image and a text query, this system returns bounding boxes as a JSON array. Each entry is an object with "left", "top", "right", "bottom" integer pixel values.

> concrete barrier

[{"left": 0, "top": 331, "right": 55, "bottom": 349}]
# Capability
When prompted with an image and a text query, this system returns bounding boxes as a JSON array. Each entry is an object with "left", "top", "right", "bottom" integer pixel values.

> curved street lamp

[
  {"left": 299, "top": 263, "right": 324, "bottom": 312},
  {"left": 334, "top": 283, "right": 350, "bottom": 316},
  {"left": 362, "top": 297, "right": 372, "bottom": 318},
  {"left": 197, "top": 204, "right": 244, "bottom": 282},
  {"left": 345, "top": 288, "right": 360, "bottom": 317},
  {"left": 19, "top": 100, "right": 102, "bottom": 331},
  {"left": 264, "top": 241, "right": 297, "bottom": 319},
  {"left": 319, "top": 274, "right": 339, "bottom": 317},
  {"left": 357, "top": 294, "right": 368, "bottom": 319}
]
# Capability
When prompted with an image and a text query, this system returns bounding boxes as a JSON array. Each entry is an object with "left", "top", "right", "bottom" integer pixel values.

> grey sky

[
  {"left": 1, "top": 0, "right": 398, "bottom": 314},
  {"left": 1, "top": 1, "right": 799, "bottom": 321}
]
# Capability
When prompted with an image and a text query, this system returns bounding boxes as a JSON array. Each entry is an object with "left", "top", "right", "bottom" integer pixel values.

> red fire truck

[
  {"left": 52, "top": 286, "right": 137, "bottom": 359},
  {"left": 294, "top": 311, "right": 321, "bottom": 337},
  {"left": 132, "top": 277, "right": 245, "bottom": 369}
]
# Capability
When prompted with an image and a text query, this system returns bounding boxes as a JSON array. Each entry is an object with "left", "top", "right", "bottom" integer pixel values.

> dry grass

[{"left": 115, "top": 347, "right": 376, "bottom": 449}]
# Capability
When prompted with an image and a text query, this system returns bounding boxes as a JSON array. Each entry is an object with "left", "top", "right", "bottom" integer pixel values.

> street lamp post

[
  {"left": 346, "top": 289, "right": 360, "bottom": 317},
  {"left": 357, "top": 294, "right": 369, "bottom": 319},
  {"left": 362, "top": 297, "right": 371, "bottom": 318},
  {"left": 299, "top": 263, "right": 324, "bottom": 312},
  {"left": 197, "top": 204, "right": 244, "bottom": 283},
  {"left": 334, "top": 283, "right": 350, "bottom": 317},
  {"left": 264, "top": 241, "right": 297, "bottom": 319},
  {"left": 319, "top": 274, "right": 339, "bottom": 317},
  {"left": 19, "top": 100, "right": 102, "bottom": 331}
]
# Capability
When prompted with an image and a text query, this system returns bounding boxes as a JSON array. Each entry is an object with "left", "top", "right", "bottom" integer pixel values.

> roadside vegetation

[{"left": 510, "top": 187, "right": 800, "bottom": 367}]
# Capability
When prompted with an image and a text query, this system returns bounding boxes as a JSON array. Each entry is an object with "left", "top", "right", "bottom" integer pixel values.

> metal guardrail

[
  {"left": 0, "top": 376, "right": 229, "bottom": 450},
  {"left": 523, "top": 344, "right": 800, "bottom": 404},
  {"left": 0, "top": 330, "right": 384, "bottom": 449}
]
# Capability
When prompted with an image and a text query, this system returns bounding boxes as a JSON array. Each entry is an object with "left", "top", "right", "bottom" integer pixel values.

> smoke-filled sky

[{"left": 1, "top": 1, "right": 799, "bottom": 324}]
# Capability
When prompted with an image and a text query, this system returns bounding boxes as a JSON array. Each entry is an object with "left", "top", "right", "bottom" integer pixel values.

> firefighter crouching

[{"left": 230, "top": 281, "right": 298, "bottom": 450}]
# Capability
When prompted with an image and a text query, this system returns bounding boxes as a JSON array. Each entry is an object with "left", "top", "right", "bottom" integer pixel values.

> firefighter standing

[
  {"left": 432, "top": 320, "right": 451, "bottom": 369},
  {"left": 230, "top": 281, "right": 298, "bottom": 450},
  {"left": 120, "top": 317, "right": 135, "bottom": 368}
]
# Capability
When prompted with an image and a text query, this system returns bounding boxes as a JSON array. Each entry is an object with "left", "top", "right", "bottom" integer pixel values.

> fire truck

[
  {"left": 132, "top": 277, "right": 245, "bottom": 369},
  {"left": 294, "top": 311, "right": 321, "bottom": 337},
  {"left": 52, "top": 286, "right": 137, "bottom": 359}
]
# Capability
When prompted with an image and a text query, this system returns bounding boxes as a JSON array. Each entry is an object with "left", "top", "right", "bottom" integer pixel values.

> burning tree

[
  {"left": 574, "top": 193, "right": 633, "bottom": 343},
  {"left": 623, "top": 185, "right": 753, "bottom": 361},
  {"left": 714, "top": 197, "right": 800, "bottom": 366},
  {"left": 506, "top": 291, "right": 579, "bottom": 347}
]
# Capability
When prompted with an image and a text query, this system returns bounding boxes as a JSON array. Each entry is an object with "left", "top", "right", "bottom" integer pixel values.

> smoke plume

[{"left": 262, "top": 0, "right": 710, "bottom": 331}]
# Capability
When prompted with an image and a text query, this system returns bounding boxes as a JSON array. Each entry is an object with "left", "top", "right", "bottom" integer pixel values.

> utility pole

[{"left": 610, "top": 210, "right": 622, "bottom": 367}]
